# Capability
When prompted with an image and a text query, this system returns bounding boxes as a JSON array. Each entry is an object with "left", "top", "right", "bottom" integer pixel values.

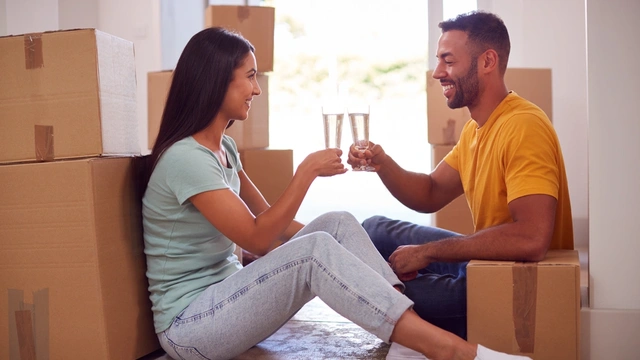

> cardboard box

[
  {"left": 0, "top": 157, "right": 159, "bottom": 359},
  {"left": 426, "top": 68, "right": 552, "bottom": 145},
  {"left": 0, "top": 29, "right": 139, "bottom": 164},
  {"left": 240, "top": 149, "right": 293, "bottom": 205},
  {"left": 147, "top": 71, "right": 269, "bottom": 150},
  {"left": 147, "top": 70, "right": 173, "bottom": 150},
  {"left": 504, "top": 68, "right": 553, "bottom": 121},
  {"left": 205, "top": 5, "right": 275, "bottom": 72},
  {"left": 467, "top": 250, "right": 580, "bottom": 360},
  {"left": 431, "top": 144, "right": 475, "bottom": 234}
]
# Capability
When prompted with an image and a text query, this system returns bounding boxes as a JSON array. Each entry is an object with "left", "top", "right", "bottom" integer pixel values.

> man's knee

[{"left": 361, "top": 215, "right": 390, "bottom": 236}]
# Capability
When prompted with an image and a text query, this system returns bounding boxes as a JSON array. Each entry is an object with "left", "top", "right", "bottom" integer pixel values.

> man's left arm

[{"left": 389, "top": 194, "right": 556, "bottom": 274}]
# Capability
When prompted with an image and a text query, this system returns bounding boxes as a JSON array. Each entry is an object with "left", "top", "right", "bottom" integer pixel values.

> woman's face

[{"left": 219, "top": 52, "right": 262, "bottom": 121}]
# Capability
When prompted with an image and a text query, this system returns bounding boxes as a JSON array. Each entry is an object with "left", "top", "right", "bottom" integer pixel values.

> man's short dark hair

[{"left": 439, "top": 11, "right": 511, "bottom": 74}]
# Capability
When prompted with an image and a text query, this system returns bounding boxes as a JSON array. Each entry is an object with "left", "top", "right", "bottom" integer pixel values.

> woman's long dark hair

[{"left": 141, "top": 27, "right": 254, "bottom": 194}]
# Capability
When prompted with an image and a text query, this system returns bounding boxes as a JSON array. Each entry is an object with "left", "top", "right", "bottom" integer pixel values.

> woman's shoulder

[
  {"left": 222, "top": 135, "right": 242, "bottom": 166},
  {"left": 158, "top": 137, "right": 207, "bottom": 165},
  {"left": 222, "top": 134, "right": 239, "bottom": 152}
]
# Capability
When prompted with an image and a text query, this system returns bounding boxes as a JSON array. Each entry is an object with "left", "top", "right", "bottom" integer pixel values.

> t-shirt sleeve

[
  {"left": 443, "top": 144, "right": 459, "bottom": 171},
  {"left": 163, "top": 146, "right": 230, "bottom": 205},
  {"left": 502, "top": 114, "right": 560, "bottom": 202}
]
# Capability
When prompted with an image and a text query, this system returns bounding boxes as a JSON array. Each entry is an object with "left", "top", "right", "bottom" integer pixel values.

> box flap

[{"left": 468, "top": 250, "right": 579, "bottom": 268}]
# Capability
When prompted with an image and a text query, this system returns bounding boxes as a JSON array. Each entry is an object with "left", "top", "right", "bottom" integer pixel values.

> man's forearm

[
  {"left": 377, "top": 156, "right": 436, "bottom": 213},
  {"left": 425, "top": 222, "right": 549, "bottom": 263}
]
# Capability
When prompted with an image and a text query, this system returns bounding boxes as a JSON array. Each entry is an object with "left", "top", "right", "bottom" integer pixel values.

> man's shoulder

[
  {"left": 498, "top": 94, "right": 553, "bottom": 132},
  {"left": 502, "top": 92, "right": 550, "bottom": 121}
]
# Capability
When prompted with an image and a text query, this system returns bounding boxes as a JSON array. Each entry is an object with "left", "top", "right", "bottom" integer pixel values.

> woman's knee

[
  {"left": 295, "top": 231, "right": 339, "bottom": 251},
  {"left": 316, "top": 210, "right": 357, "bottom": 225}
]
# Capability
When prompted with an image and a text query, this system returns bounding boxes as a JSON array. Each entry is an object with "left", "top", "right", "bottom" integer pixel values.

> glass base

[{"left": 353, "top": 165, "right": 376, "bottom": 172}]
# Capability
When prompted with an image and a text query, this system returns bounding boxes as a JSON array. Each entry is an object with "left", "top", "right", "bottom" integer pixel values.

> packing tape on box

[
  {"left": 8, "top": 289, "right": 49, "bottom": 360},
  {"left": 512, "top": 262, "right": 537, "bottom": 353},
  {"left": 34, "top": 125, "right": 54, "bottom": 161},
  {"left": 237, "top": 6, "right": 250, "bottom": 21},
  {"left": 23, "top": 33, "right": 44, "bottom": 69}
]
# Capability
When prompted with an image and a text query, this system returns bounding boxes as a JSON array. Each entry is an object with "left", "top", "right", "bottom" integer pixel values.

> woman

[{"left": 141, "top": 27, "right": 530, "bottom": 360}]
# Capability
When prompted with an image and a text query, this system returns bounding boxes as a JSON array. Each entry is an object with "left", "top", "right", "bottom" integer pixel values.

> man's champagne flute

[{"left": 348, "top": 104, "right": 375, "bottom": 171}]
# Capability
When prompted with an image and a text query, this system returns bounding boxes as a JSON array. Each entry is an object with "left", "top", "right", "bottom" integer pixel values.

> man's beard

[{"left": 448, "top": 58, "right": 479, "bottom": 109}]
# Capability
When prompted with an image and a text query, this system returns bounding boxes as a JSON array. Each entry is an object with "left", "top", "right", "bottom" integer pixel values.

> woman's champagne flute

[{"left": 322, "top": 105, "right": 344, "bottom": 149}]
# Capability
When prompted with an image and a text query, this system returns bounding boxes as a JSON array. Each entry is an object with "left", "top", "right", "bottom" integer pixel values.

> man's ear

[{"left": 479, "top": 49, "right": 499, "bottom": 74}]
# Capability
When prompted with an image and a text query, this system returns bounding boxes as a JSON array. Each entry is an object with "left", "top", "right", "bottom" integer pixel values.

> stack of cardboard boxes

[
  {"left": 426, "top": 68, "right": 553, "bottom": 235},
  {"left": 0, "top": 29, "right": 159, "bottom": 359}
]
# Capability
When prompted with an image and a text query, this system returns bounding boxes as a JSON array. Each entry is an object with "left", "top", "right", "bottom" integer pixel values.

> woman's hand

[{"left": 299, "top": 148, "right": 348, "bottom": 177}]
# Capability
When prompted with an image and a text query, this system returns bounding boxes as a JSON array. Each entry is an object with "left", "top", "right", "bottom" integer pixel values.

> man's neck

[{"left": 469, "top": 81, "right": 509, "bottom": 127}]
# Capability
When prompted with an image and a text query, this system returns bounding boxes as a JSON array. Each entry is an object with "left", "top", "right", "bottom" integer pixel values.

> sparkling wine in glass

[
  {"left": 322, "top": 106, "right": 344, "bottom": 149},
  {"left": 348, "top": 105, "right": 375, "bottom": 171}
]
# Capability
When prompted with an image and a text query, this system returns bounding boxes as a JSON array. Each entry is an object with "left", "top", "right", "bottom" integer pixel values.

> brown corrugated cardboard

[
  {"left": 505, "top": 68, "right": 553, "bottom": 122},
  {"left": 147, "top": 70, "right": 173, "bottom": 150},
  {"left": 431, "top": 144, "right": 475, "bottom": 234},
  {"left": 205, "top": 6, "right": 275, "bottom": 72},
  {"left": 426, "top": 68, "right": 552, "bottom": 145},
  {"left": 147, "top": 71, "right": 269, "bottom": 150},
  {"left": 0, "top": 29, "right": 139, "bottom": 164},
  {"left": 0, "top": 157, "right": 159, "bottom": 359},
  {"left": 467, "top": 250, "right": 580, "bottom": 360},
  {"left": 240, "top": 149, "right": 293, "bottom": 205}
]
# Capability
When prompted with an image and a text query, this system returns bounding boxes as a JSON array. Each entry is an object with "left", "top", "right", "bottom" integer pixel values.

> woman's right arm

[{"left": 190, "top": 148, "right": 346, "bottom": 256}]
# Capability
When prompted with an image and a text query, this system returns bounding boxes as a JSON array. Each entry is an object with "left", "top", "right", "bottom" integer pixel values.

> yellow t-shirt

[{"left": 444, "top": 92, "right": 574, "bottom": 250}]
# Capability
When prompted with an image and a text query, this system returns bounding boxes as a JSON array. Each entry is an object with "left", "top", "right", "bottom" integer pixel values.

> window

[{"left": 267, "top": 0, "right": 432, "bottom": 224}]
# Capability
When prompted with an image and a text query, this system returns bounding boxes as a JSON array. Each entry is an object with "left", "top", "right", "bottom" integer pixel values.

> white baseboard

[{"left": 580, "top": 307, "right": 640, "bottom": 360}]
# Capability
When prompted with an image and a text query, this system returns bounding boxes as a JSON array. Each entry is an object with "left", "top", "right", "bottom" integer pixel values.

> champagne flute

[
  {"left": 322, "top": 105, "right": 344, "bottom": 149},
  {"left": 348, "top": 104, "right": 375, "bottom": 171}
]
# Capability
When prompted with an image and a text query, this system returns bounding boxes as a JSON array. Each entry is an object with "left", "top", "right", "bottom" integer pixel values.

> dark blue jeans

[{"left": 362, "top": 215, "right": 468, "bottom": 339}]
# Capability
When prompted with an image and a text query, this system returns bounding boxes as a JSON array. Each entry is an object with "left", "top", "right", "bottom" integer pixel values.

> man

[{"left": 348, "top": 10, "right": 574, "bottom": 341}]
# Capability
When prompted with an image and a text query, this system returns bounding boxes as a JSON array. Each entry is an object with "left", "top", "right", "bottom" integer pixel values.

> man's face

[{"left": 432, "top": 30, "right": 480, "bottom": 109}]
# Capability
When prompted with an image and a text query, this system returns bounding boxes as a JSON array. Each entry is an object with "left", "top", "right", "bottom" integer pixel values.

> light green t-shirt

[{"left": 142, "top": 135, "right": 243, "bottom": 333}]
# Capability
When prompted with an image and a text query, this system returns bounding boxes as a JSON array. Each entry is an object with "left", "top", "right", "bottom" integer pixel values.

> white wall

[
  {"left": 586, "top": 0, "right": 640, "bottom": 311},
  {"left": 58, "top": 0, "right": 99, "bottom": 30},
  {"left": 0, "top": 0, "right": 7, "bottom": 35},
  {"left": 5, "top": 0, "right": 58, "bottom": 33},
  {"left": 160, "top": 0, "right": 205, "bottom": 70}
]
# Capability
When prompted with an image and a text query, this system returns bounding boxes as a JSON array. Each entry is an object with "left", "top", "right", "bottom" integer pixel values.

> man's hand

[
  {"left": 347, "top": 142, "right": 387, "bottom": 171},
  {"left": 396, "top": 270, "right": 419, "bottom": 282},
  {"left": 389, "top": 244, "right": 431, "bottom": 274}
]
